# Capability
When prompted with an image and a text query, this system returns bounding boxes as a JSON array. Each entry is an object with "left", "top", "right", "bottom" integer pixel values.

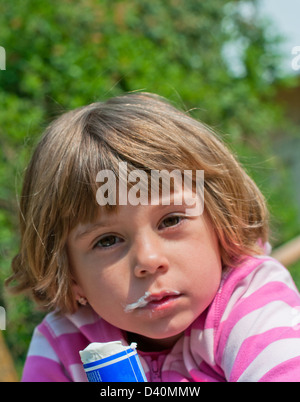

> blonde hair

[{"left": 7, "top": 92, "right": 269, "bottom": 313}]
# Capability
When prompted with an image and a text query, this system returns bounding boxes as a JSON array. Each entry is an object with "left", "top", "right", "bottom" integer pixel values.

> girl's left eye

[
  {"left": 94, "top": 235, "right": 120, "bottom": 248},
  {"left": 159, "top": 215, "right": 183, "bottom": 229}
]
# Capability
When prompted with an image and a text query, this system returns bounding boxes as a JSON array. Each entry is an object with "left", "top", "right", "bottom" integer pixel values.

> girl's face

[{"left": 67, "top": 190, "right": 222, "bottom": 350}]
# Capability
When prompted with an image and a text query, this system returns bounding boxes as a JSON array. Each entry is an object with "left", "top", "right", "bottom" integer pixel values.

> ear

[{"left": 71, "top": 279, "right": 87, "bottom": 303}]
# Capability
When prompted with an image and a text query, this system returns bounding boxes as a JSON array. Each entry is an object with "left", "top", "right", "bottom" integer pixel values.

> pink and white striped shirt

[{"left": 22, "top": 256, "right": 300, "bottom": 382}]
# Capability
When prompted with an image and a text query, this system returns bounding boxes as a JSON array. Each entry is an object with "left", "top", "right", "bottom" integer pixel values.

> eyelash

[
  {"left": 158, "top": 215, "right": 185, "bottom": 229},
  {"left": 93, "top": 214, "right": 186, "bottom": 250}
]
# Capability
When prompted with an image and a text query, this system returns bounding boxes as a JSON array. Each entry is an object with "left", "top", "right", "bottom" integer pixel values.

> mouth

[{"left": 124, "top": 290, "right": 181, "bottom": 313}]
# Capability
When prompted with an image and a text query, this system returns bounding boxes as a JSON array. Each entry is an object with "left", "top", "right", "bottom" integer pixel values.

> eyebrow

[{"left": 75, "top": 221, "right": 112, "bottom": 241}]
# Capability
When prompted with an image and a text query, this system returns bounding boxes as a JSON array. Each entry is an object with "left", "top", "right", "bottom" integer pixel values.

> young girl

[{"left": 7, "top": 92, "right": 300, "bottom": 382}]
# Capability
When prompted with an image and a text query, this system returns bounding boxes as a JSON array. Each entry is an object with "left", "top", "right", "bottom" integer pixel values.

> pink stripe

[
  {"left": 229, "top": 326, "right": 300, "bottom": 381},
  {"left": 259, "top": 356, "right": 300, "bottom": 382},
  {"left": 161, "top": 370, "right": 191, "bottom": 382},
  {"left": 188, "top": 309, "right": 208, "bottom": 331},
  {"left": 189, "top": 367, "right": 223, "bottom": 382},
  {"left": 53, "top": 333, "right": 91, "bottom": 365},
  {"left": 39, "top": 324, "right": 87, "bottom": 365},
  {"left": 22, "top": 356, "right": 70, "bottom": 382},
  {"left": 198, "top": 361, "right": 226, "bottom": 382}
]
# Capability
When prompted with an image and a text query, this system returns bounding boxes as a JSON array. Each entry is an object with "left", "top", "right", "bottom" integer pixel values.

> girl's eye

[
  {"left": 159, "top": 215, "right": 183, "bottom": 229},
  {"left": 95, "top": 235, "right": 120, "bottom": 248}
]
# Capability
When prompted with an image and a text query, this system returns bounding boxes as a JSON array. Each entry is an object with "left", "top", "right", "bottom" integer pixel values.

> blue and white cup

[{"left": 79, "top": 341, "right": 147, "bottom": 382}]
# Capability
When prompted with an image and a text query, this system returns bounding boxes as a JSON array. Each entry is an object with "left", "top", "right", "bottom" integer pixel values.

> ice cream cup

[{"left": 79, "top": 341, "right": 147, "bottom": 382}]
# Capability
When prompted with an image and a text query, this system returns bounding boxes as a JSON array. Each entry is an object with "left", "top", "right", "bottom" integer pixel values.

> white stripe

[
  {"left": 67, "top": 305, "right": 98, "bottom": 328},
  {"left": 237, "top": 338, "right": 300, "bottom": 381},
  {"left": 84, "top": 350, "right": 136, "bottom": 372},
  {"left": 45, "top": 312, "right": 79, "bottom": 336},
  {"left": 27, "top": 328, "right": 59, "bottom": 362},
  {"left": 45, "top": 306, "right": 96, "bottom": 337},
  {"left": 222, "top": 300, "right": 299, "bottom": 376},
  {"left": 190, "top": 327, "right": 214, "bottom": 366},
  {"left": 69, "top": 363, "right": 88, "bottom": 382}
]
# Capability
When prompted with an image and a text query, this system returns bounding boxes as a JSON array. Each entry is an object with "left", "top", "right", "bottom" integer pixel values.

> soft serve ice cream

[{"left": 79, "top": 341, "right": 147, "bottom": 382}]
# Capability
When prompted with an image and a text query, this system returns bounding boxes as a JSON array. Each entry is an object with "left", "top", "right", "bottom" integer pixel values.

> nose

[{"left": 132, "top": 231, "right": 169, "bottom": 278}]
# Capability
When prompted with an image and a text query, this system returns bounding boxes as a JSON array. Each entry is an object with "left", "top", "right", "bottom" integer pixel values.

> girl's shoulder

[
  {"left": 204, "top": 255, "right": 299, "bottom": 331},
  {"left": 220, "top": 255, "right": 298, "bottom": 299},
  {"left": 38, "top": 304, "right": 98, "bottom": 339},
  {"left": 22, "top": 306, "right": 123, "bottom": 381}
]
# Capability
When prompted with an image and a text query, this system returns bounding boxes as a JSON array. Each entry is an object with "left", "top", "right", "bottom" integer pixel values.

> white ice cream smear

[
  {"left": 124, "top": 291, "right": 151, "bottom": 313},
  {"left": 79, "top": 341, "right": 137, "bottom": 364}
]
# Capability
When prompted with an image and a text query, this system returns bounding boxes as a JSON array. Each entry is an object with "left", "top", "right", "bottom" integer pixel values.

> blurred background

[{"left": 0, "top": 0, "right": 299, "bottom": 380}]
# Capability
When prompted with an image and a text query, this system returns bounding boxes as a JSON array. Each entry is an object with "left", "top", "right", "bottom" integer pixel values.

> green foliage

[
  {"left": 0, "top": 0, "right": 299, "bottom": 377},
  {"left": 289, "top": 261, "right": 300, "bottom": 291}
]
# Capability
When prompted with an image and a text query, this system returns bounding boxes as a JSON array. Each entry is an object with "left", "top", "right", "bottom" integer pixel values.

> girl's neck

[{"left": 125, "top": 331, "right": 183, "bottom": 352}]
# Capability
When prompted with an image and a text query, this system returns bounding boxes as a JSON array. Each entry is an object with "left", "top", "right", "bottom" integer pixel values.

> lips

[
  {"left": 147, "top": 294, "right": 180, "bottom": 309},
  {"left": 145, "top": 291, "right": 180, "bottom": 304},
  {"left": 124, "top": 290, "right": 181, "bottom": 313}
]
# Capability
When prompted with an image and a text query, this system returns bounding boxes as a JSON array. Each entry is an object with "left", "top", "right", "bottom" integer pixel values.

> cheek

[
  {"left": 84, "top": 274, "right": 135, "bottom": 332},
  {"left": 186, "top": 250, "right": 221, "bottom": 295},
  {"left": 80, "top": 267, "right": 118, "bottom": 299},
  {"left": 77, "top": 263, "right": 129, "bottom": 314},
  {"left": 83, "top": 277, "right": 120, "bottom": 321},
  {"left": 182, "top": 231, "right": 222, "bottom": 307},
  {"left": 183, "top": 227, "right": 221, "bottom": 272}
]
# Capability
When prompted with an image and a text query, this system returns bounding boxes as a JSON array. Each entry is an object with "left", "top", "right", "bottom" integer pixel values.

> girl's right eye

[{"left": 94, "top": 235, "right": 120, "bottom": 249}]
